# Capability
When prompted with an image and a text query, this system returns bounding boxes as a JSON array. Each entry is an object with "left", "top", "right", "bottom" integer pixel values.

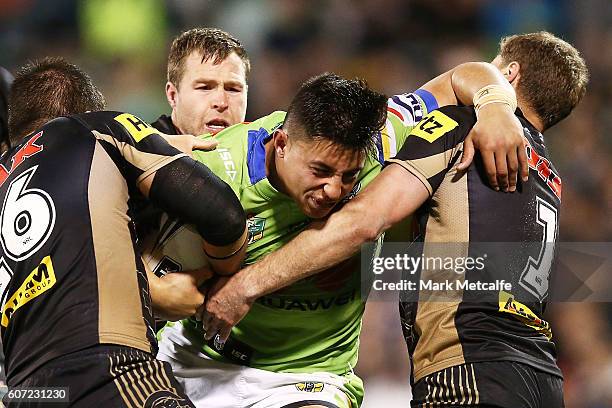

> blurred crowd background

[{"left": 0, "top": 0, "right": 610, "bottom": 407}]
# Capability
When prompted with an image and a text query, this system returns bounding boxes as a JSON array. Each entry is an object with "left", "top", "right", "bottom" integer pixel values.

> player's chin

[{"left": 303, "top": 202, "right": 335, "bottom": 219}]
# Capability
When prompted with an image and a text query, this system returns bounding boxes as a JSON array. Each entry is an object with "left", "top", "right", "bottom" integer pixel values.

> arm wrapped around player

[{"left": 148, "top": 156, "right": 247, "bottom": 262}]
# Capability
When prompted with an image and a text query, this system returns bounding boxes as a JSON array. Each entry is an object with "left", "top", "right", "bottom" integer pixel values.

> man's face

[
  {"left": 276, "top": 133, "right": 365, "bottom": 219},
  {"left": 167, "top": 51, "right": 247, "bottom": 135}
]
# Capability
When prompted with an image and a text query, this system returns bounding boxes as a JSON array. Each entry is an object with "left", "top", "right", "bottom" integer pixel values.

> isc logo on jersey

[
  {"left": 217, "top": 148, "right": 237, "bottom": 181},
  {"left": 144, "top": 215, "right": 210, "bottom": 277}
]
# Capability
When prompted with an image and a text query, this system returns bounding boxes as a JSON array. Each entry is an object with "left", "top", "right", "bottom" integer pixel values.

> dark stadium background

[{"left": 0, "top": 1, "right": 610, "bottom": 407}]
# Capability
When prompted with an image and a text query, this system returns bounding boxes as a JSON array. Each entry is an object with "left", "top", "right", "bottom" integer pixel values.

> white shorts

[{"left": 157, "top": 322, "right": 358, "bottom": 408}]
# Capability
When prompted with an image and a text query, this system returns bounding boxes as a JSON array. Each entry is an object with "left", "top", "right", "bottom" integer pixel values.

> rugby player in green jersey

[
  {"left": 199, "top": 32, "right": 588, "bottom": 408},
  {"left": 145, "top": 60, "right": 528, "bottom": 407},
  {"left": 146, "top": 28, "right": 527, "bottom": 326}
]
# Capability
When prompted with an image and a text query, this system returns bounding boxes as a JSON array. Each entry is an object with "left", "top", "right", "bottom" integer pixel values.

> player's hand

[
  {"left": 201, "top": 273, "right": 254, "bottom": 343},
  {"left": 160, "top": 133, "right": 219, "bottom": 156},
  {"left": 456, "top": 103, "right": 528, "bottom": 192},
  {"left": 153, "top": 268, "right": 213, "bottom": 321}
]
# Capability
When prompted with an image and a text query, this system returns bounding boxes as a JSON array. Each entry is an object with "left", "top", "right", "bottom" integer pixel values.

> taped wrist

[
  {"left": 473, "top": 85, "right": 517, "bottom": 116},
  {"left": 149, "top": 157, "right": 246, "bottom": 246}
]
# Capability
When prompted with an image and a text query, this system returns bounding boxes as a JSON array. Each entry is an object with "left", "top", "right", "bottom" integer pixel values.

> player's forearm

[
  {"left": 421, "top": 62, "right": 514, "bottom": 107},
  {"left": 238, "top": 203, "right": 380, "bottom": 301},
  {"left": 236, "top": 166, "right": 429, "bottom": 301},
  {"left": 204, "top": 230, "right": 248, "bottom": 276},
  {"left": 147, "top": 267, "right": 169, "bottom": 318},
  {"left": 450, "top": 62, "right": 515, "bottom": 106},
  {"left": 148, "top": 157, "right": 247, "bottom": 248}
]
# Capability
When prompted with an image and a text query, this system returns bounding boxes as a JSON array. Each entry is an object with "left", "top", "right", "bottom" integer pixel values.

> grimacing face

[
  {"left": 166, "top": 51, "right": 248, "bottom": 136},
  {"left": 275, "top": 132, "right": 366, "bottom": 219}
]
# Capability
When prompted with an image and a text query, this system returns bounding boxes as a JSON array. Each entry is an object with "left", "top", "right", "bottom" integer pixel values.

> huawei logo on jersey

[{"left": 524, "top": 135, "right": 561, "bottom": 199}]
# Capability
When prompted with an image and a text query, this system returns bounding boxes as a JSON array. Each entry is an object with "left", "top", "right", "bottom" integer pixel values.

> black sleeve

[
  {"left": 73, "top": 111, "right": 245, "bottom": 246},
  {"left": 72, "top": 111, "right": 186, "bottom": 187},
  {"left": 149, "top": 156, "right": 246, "bottom": 247},
  {"left": 386, "top": 105, "right": 475, "bottom": 195}
]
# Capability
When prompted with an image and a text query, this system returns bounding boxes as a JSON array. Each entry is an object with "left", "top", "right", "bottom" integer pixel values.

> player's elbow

[
  {"left": 355, "top": 223, "right": 382, "bottom": 244},
  {"left": 199, "top": 183, "right": 246, "bottom": 247},
  {"left": 345, "top": 201, "right": 385, "bottom": 244}
]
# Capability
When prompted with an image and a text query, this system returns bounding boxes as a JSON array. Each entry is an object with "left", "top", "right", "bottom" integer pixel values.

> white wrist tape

[{"left": 473, "top": 85, "right": 518, "bottom": 116}]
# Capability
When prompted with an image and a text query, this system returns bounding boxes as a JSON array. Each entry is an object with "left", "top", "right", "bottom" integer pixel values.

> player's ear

[
  {"left": 273, "top": 129, "right": 288, "bottom": 158},
  {"left": 166, "top": 81, "right": 178, "bottom": 109},
  {"left": 505, "top": 61, "right": 521, "bottom": 85}
]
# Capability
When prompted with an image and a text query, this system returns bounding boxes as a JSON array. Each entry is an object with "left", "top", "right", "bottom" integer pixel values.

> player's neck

[
  {"left": 517, "top": 97, "right": 544, "bottom": 132},
  {"left": 170, "top": 111, "right": 186, "bottom": 135}
]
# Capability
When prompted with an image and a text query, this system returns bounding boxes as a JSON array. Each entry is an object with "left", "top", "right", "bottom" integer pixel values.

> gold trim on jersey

[
  {"left": 91, "top": 130, "right": 187, "bottom": 188},
  {"left": 89, "top": 143, "right": 151, "bottom": 353},
  {"left": 410, "top": 163, "right": 469, "bottom": 381}
]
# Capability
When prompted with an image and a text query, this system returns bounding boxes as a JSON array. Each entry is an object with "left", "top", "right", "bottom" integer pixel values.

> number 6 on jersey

[{"left": 1, "top": 166, "right": 56, "bottom": 261}]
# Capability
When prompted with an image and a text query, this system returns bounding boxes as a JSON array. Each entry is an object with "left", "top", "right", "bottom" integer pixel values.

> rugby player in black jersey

[
  {"left": 0, "top": 57, "right": 247, "bottom": 407},
  {"left": 204, "top": 32, "right": 589, "bottom": 408}
]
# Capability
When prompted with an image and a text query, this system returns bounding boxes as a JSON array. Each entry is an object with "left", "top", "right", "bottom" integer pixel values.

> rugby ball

[{"left": 143, "top": 214, "right": 210, "bottom": 277}]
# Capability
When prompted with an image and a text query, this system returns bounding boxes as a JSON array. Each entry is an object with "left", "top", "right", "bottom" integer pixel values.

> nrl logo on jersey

[{"left": 247, "top": 216, "right": 266, "bottom": 244}]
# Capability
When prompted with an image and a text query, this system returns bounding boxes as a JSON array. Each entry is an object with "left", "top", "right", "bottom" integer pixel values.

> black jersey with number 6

[
  {"left": 388, "top": 105, "right": 563, "bottom": 383},
  {"left": 0, "top": 111, "right": 187, "bottom": 385}
]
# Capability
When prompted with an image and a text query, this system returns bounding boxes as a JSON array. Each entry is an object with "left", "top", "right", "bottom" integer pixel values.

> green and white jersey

[{"left": 158, "top": 89, "right": 438, "bottom": 399}]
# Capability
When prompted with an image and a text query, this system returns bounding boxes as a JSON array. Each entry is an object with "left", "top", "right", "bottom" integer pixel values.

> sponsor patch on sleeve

[
  {"left": 114, "top": 113, "right": 157, "bottom": 142},
  {"left": 410, "top": 110, "right": 459, "bottom": 143}
]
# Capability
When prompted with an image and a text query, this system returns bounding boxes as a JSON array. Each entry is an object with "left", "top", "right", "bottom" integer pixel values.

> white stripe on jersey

[
  {"left": 382, "top": 119, "right": 398, "bottom": 159},
  {"left": 387, "top": 93, "right": 424, "bottom": 126}
]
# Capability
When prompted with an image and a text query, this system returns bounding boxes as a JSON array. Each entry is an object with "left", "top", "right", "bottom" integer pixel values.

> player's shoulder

[
  {"left": 69, "top": 110, "right": 126, "bottom": 138},
  {"left": 235, "top": 110, "right": 286, "bottom": 137},
  {"left": 213, "top": 111, "right": 285, "bottom": 145},
  {"left": 410, "top": 105, "right": 476, "bottom": 143},
  {"left": 30, "top": 114, "right": 101, "bottom": 143},
  {"left": 435, "top": 105, "right": 477, "bottom": 126},
  {"left": 71, "top": 110, "right": 123, "bottom": 127},
  {"left": 387, "top": 89, "right": 440, "bottom": 125}
]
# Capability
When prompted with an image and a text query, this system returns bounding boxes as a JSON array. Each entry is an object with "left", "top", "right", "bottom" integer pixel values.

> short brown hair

[
  {"left": 285, "top": 73, "right": 387, "bottom": 155},
  {"left": 8, "top": 57, "right": 106, "bottom": 145},
  {"left": 167, "top": 28, "right": 250, "bottom": 87},
  {"left": 498, "top": 31, "right": 588, "bottom": 130}
]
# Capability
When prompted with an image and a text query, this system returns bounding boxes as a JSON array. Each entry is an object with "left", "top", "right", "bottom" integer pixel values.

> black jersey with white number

[
  {"left": 388, "top": 106, "right": 562, "bottom": 383},
  {"left": 0, "top": 111, "right": 186, "bottom": 385}
]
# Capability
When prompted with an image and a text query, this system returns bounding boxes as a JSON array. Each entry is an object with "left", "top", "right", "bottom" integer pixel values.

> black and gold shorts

[
  {"left": 411, "top": 361, "right": 564, "bottom": 408},
  {"left": 5, "top": 345, "right": 195, "bottom": 408}
]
